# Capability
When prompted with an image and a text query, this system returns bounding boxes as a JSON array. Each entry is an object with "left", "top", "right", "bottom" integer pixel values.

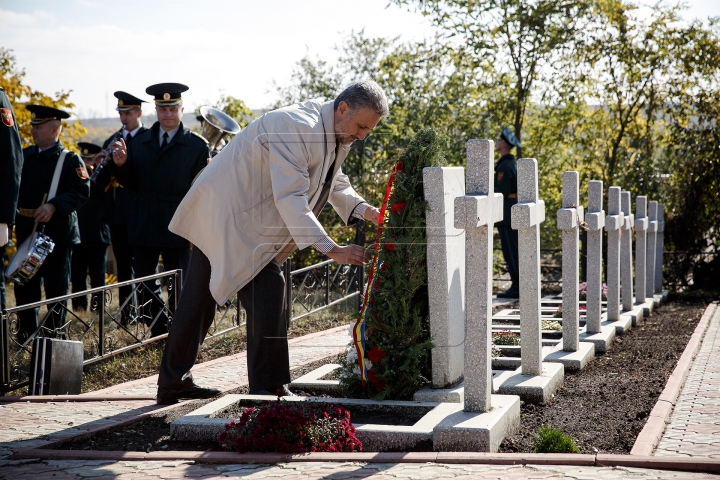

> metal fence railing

[{"left": 1, "top": 254, "right": 364, "bottom": 395}]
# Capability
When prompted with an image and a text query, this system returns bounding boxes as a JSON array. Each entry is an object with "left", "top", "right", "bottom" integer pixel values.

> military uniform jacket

[
  {"left": 76, "top": 178, "right": 111, "bottom": 244},
  {"left": 97, "top": 126, "right": 148, "bottom": 225},
  {"left": 0, "top": 88, "right": 24, "bottom": 225},
  {"left": 110, "top": 121, "right": 210, "bottom": 248},
  {"left": 494, "top": 153, "right": 518, "bottom": 227},
  {"left": 16, "top": 142, "right": 91, "bottom": 246}
]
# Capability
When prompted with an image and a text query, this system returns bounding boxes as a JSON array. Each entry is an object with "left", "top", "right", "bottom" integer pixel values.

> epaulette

[{"left": 191, "top": 131, "right": 209, "bottom": 144}]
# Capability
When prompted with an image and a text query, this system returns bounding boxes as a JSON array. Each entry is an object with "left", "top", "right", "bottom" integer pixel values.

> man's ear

[{"left": 337, "top": 101, "right": 348, "bottom": 116}]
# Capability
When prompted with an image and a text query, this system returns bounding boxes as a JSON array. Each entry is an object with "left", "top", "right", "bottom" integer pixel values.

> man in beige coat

[{"left": 150, "top": 81, "right": 388, "bottom": 404}]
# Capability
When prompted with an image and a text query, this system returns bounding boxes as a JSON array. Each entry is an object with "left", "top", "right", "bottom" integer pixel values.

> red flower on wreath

[
  {"left": 367, "top": 370, "right": 386, "bottom": 392},
  {"left": 391, "top": 202, "right": 406, "bottom": 213},
  {"left": 385, "top": 241, "right": 395, "bottom": 252},
  {"left": 380, "top": 263, "right": 388, "bottom": 271},
  {"left": 395, "top": 161, "right": 404, "bottom": 173},
  {"left": 367, "top": 346, "right": 386, "bottom": 363}
]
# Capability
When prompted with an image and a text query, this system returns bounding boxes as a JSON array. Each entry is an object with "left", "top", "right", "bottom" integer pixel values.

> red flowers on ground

[{"left": 218, "top": 401, "right": 362, "bottom": 454}]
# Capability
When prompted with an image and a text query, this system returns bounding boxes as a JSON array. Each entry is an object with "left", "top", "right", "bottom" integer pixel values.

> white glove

[{"left": 0, "top": 224, "right": 8, "bottom": 246}]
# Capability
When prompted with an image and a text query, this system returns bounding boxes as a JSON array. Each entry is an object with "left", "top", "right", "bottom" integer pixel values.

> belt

[
  {"left": 18, "top": 208, "right": 36, "bottom": 217},
  {"left": 508, "top": 193, "right": 517, "bottom": 199}
]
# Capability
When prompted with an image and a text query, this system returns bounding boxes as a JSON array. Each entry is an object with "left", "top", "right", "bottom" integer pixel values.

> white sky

[{"left": 1, "top": 0, "right": 718, "bottom": 118}]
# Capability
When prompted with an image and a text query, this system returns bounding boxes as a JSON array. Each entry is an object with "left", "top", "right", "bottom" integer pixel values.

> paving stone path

[
  {"left": 1, "top": 304, "right": 720, "bottom": 478},
  {"left": 656, "top": 304, "right": 720, "bottom": 458}
]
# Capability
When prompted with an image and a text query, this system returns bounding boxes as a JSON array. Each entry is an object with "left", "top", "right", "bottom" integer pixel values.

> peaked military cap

[
  {"left": 146, "top": 83, "right": 188, "bottom": 106},
  {"left": 77, "top": 142, "right": 102, "bottom": 158},
  {"left": 500, "top": 126, "right": 521, "bottom": 149},
  {"left": 26, "top": 104, "right": 70, "bottom": 125},
  {"left": 114, "top": 91, "right": 146, "bottom": 111}
]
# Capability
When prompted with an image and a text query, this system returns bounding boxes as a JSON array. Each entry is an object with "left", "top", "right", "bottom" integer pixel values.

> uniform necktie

[
  {"left": 161, "top": 132, "right": 168, "bottom": 149},
  {"left": 126, "top": 132, "right": 132, "bottom": 143}
]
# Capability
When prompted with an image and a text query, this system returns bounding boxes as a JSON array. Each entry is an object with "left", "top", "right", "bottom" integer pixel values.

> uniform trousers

[
  {"left": 0, "top": 247, "right": 6, "bottom": 311},
  {"left": 157, "top": 247, "right": 290, "bottom": 391},
  {"left": 132, "top": 245, "right": 190, "bottom": 337},
  {"left": 70, "top": 241, "right": 108, "bottom": 311},
  {"left": 497, "top": 225, "right": 519, "bottom": 290},
  {"left": 110, "top": 224, "right": 135, "bottom": 320},
  {"left": 14, "top": 244, "right": 72, "bottom": 342}
]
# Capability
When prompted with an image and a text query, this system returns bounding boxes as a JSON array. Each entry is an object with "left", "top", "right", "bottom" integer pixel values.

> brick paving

[
  {"left": 656, "top": 304, "right": 720, "bottom": 459},
  {"left": 2, "top": 304, "right": 720, "bottom": 478}
]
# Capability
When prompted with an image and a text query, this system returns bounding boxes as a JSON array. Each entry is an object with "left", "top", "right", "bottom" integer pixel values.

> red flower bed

[{"left": 218, "top": 401, "right": 362, "bottom": 453}]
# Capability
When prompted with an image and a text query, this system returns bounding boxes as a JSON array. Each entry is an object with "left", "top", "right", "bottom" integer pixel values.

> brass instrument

[
  {"left": 198, "top": 106, "right": 240, "bottom": 155},
  {"left": 90, "top": 125, "right": 125, "bottom": 183}
]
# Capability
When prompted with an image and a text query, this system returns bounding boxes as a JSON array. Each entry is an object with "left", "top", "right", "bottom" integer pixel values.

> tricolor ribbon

[{"left": 352, "top": 161, "right": 403, "bottom": 386}]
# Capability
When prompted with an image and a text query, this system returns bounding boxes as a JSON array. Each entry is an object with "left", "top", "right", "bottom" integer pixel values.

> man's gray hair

[{"left": 334, "top": 80, "right": 389, "bottom": 117}]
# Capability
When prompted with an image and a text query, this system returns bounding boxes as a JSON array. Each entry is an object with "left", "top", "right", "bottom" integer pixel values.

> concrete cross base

[
  {"left": 496, "top": 363, "right": 564, "bottom": 404},
  {"left": 544, "top": 341, "right": 596, "bottom": 372},
  {"left": 290, "top": 363, "right": 341, "bottom": 394},
  {"left": 433, "top": 394, "right": 521, "bottom": 452},
  {"left": 604, "top": 315, "right": 633, "bottom": 335},
  {"left": 413, "top": 381, "right": 465, "bottom": 403},
  {"left": 413, "top": 370, "right": 530, "bottom": 404},
  {"left": 579, "top": 324, "right": 617, "bottom": 353},
  {"left": 653, "top": 292, "right": 667, "bottom": 306},
  {"left": 636, "top": 299, "right": 655, "bottom": 317},
  {"left": 621, "top": 305, "right": 645, "bottom": 327}
]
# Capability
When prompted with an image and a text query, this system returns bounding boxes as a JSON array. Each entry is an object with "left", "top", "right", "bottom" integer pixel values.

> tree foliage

[{"left": 0, "top": 47, "right": 86, "bottom": 151}]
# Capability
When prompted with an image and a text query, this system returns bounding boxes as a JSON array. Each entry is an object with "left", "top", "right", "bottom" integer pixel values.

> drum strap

[{"left": 48, "top": 149, "right": 69, "bottom": 201}]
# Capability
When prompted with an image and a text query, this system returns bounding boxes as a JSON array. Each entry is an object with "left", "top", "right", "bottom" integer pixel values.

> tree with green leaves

[{"left": 1, "top": 48, "right": 87, "bottom": 151}]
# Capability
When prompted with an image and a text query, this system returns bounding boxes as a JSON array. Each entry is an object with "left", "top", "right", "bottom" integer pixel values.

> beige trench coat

[{"left": 169, "top": 100, "right": 366, "bottom": 304}]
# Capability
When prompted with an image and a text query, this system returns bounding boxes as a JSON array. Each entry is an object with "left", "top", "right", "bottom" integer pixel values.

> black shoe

[
  {"left": 496, "top": 288, "right": 519, "bottom": 299},
  {"left": 248, "top": 385, "right": 296, "bottom": 397},
  {"left": 156, "top": 384, "right": 222, "bottom": 405}
]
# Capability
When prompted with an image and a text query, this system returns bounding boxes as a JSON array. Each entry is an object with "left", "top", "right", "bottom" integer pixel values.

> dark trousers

[
  {"left": 498, "top": 225, "right": 519, "bottom": 290},
  {"left": 110, "top": 224, "right": 135, "bottom": 319},
  {"left": 158, "top": 247, "right": 289, "bottom": 391},
  {"left": 70, "top": 241, "right": 108, "bottom": 310},
  {"left": 14, "top": 244, "right": 72, "bottom": 342},
  {"left": 132, "top": 245, "right": 190, "bottom": 337},
  {"left": 0, "top": 246, "right": 6, "bottom": 311}
]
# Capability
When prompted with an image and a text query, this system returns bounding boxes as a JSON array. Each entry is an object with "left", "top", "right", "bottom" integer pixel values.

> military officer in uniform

[
  {"left": 71, "top": 142, "right": 111, "bottom": 311},
  {"left": 95, "top": 91, "right": 148, "bottom": 323},
  {"left": 494, "top": 126, "right": 521, "bottom": 298},
  {"left": 108, "top": 83, "right": 211, "bottom": 337},
  {"left": 14, "top": 105, "right": 90, "bottom": 341},
  {"left": 0, "top": 87, "right": 24, "bottom": 311}
]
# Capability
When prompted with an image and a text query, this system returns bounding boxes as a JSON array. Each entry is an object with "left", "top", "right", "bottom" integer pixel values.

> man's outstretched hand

[{"left": 326, "top": 244, "right": 372, "bottom": 266}]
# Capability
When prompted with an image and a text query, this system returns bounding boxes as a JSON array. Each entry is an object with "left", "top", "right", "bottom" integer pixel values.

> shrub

[
  {"left": 541, "top": 320, "right": 561, "bottom": 331},
  {"left": 492, "top": 329, "right": 521, "bottom": 346},
  {"left": 533, "top": 425, "right": 582, "bottom": 453},
  {"left": 218, "top": 400, "right": 362, "bottom": 453}
]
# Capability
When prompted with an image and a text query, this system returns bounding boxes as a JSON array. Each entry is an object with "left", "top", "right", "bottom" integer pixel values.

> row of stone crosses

[{"left": 425, "top": 139, "right": 665, "bottom": 415}]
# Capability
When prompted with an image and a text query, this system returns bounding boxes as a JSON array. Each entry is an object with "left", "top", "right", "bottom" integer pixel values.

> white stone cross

[
  {"left": 635, "top": 196, "right": 648, "bottom": 304},
  {"left": 556, "top": 171, "right": 583, "bottom": 352},
  {"left": 620, "top": 191, "right": 635, "bottom": 311},
  {"left": 511, "top": 158, "right": 545, "bottom": 377},
  {"left": 585, "top": 181, "right": 605, "bottom": 334},
  {"left": 605, "top": 187, "right": 622, "bottom": 322},
  {"left": 454, "top": 140, "right": 503, "bottom": 413},
  {"left": 655, "top": 204, "right": 664, "bottom": 294},
  {"left": 646, "top": 201, "right": 658, "bottom": 299}
]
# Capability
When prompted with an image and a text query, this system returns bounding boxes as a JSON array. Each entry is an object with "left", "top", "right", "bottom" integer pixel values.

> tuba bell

[{"left": 198, "top": 106, "right": 241, "bottom": 155}]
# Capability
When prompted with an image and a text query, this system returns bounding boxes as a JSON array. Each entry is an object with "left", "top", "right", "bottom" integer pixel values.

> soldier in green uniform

[
  {"left": 0, "top": 87, "right": 24, "bottom": 312},
  {"left": 494, "top": 127, "right": 521, "bottom": 298},
  {"left": 71, "top": 142, "right": 111, "bottom": 311},
  {"left": 94, "top": 91, "right": 148, "bottom": 324},
  {"left": 108, "top": 83, "right": 211, "bottom": 337},
  {"left": 14, "top": 105, "right": 90, "bottom": 341}
]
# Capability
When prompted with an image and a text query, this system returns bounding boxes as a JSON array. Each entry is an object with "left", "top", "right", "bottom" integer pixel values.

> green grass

[{"left": 533, "top": 425, "right": 583, "bottom": 454}]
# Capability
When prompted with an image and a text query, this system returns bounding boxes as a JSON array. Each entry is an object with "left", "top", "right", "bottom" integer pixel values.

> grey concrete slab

[
  {"left": 579, "top": 323, "right": 616, "bottom": 353},
  {"left": 496, "top": 363, "right": 564, "bottom": 403},
  {"left": 544, "top": 341, "right": 596, "bottom": 372}
]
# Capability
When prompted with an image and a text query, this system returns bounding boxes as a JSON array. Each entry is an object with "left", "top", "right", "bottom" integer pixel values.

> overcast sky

[{"left": 1, "top": 0, "right": 718, "bottom": 118}]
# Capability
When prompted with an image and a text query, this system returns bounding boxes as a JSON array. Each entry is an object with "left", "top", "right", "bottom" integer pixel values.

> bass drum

[{"left": 5, "top": 232, "right": 55, "bottom": 285}]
